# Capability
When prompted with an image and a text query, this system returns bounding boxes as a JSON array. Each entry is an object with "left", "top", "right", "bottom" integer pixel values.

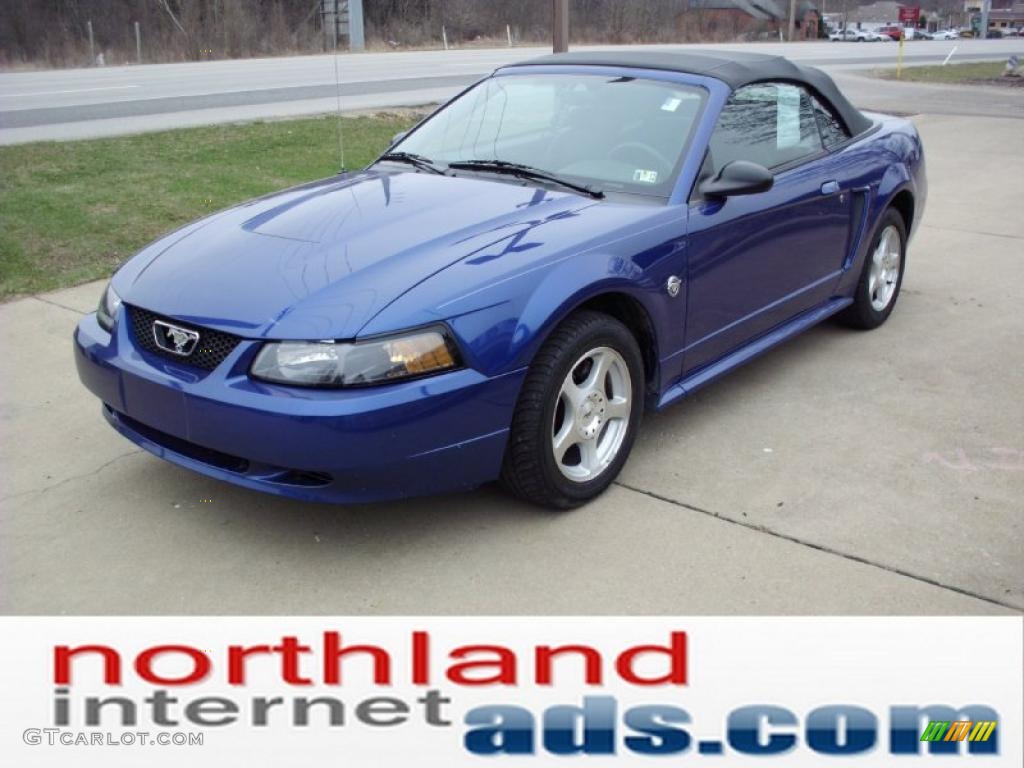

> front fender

[
  {"left": 505, "top": 256, "right": 668, "bottom": 373},
  {"left": 360, "top": 216, "right": 689, "bottom": 383}
]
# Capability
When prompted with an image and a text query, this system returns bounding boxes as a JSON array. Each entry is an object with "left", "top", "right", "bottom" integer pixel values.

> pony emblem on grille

[{"left": 152, "top": 320, "right": 199, "bottom": 356}]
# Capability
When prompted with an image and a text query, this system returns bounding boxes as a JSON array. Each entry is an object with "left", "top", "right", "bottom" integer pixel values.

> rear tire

[
  {"left": 501, "top": 310, "right": 644, "bottom": 510},
  {"left": 837, "top": 207, "right": 907, "bottom": 330}
]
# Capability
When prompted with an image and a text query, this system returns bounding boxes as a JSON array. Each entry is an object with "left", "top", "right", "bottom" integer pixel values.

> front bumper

[{"left": 74, "top": 310, "right": 525, "bottom": 503}]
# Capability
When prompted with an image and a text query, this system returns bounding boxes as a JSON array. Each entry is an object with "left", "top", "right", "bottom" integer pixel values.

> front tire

[
  {"left": 501, "top": 310, "right": 644, "bottom": 509},
  {"left": 837, "top": 207, "right": 907, "bottom": 330}
]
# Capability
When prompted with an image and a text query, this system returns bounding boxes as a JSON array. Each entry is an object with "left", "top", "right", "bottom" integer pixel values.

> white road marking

[{"left": 0, "top": 85, "right": 141, "bottom": 98}]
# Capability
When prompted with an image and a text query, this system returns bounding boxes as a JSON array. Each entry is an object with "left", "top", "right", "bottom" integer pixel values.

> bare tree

[{"left": 1, "top": 0, "right": 902, "bottom": 68}]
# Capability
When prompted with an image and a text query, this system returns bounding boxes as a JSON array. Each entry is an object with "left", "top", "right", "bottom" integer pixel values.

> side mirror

[
  {"left": 390, "top": 130, "right": 408, "bottom": 147},
  {"left": 699, "top": 160, "right": 774, "bottom": 199}
]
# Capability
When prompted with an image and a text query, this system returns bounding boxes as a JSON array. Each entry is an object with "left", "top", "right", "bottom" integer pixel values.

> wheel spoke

[
  {"left": 873, "top": 242, "right": 886, "bottom": 267},
  {"left": 888, "top": 232, "right": 900, "bottom": 259},
  {"left": 880, "top": 229, "right": 894, "bottom": 255},
  {"left": 552, "top": 419, "right": 576, "bottom": 463},
  {"left": 560, "top": 378, "right": 585, "bottom": 411},
  {"left": 870, "top": 253, "right": 883, "bottom": 292},
  {"left": 605, "top": 397, "right": 630, "bottom": 422},
  {"left": 578, "top": 437, "right": 599, "bottom": 473},
  {"left": 583, "top": 350, "right": 613, "bottom": 394}
]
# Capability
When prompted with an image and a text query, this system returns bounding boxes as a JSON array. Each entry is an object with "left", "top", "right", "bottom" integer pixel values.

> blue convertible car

[{"left": 75, "top": 50, "right": 926, "bottom": 508}]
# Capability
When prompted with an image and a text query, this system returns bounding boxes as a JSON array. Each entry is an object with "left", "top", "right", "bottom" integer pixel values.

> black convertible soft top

[{"left": 505, "top": 50, "right": 872, "bottom": 137}]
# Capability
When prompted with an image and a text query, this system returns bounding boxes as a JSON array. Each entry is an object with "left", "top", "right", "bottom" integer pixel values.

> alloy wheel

[
  {"left": 551, "top": 346, "right": 632, "bottom": 482},
  {"left": 868, "top": 224, "right": 902, "bottom": 311}
]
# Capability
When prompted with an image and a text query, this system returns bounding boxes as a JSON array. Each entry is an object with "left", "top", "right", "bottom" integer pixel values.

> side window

[
  {"left": 708, "top": 83, "right": 823, "bottom": 173},
  {"left": 810, "top": 93, "right": 852, "bottom": 149}
]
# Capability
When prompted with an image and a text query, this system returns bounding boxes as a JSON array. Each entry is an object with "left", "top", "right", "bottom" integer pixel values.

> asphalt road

[
  {"left": 1, "top": 111, "right": 1021, "bottom": 616},
  {"left": 2, "top": 39, "right": 1023, "bottom": 143}
]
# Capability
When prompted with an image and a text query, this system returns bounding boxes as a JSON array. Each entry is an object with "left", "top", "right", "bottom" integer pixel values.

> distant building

[
  {"left": 963, "top": 0, "right": 1017, "bottom": 9},
  {"left": 822, "top": 11, "right": 844, "bottom": 30},
  {"left": 989, "top": 0, "right": 1024, "bottom": 30},
  {"left": 840, "top": 0, "right": 903, "bottom": 28},
  {"left": 796, "top": 1, "right": 822, "bottom": 38},
  {"left": 834, "top": 0, "right": 959, "bottom": 32},
  {"left": 963, "top": 0, "right": 1024, "bottom": 31},
  {"left": 687, "top": 0, "right": 785, "bottom": 38},
  {"left": 962, "top": 0, "right": 1019, "bottom": 28},
  {"left": 686, "top": 0, "right": 821, "bottom": 39}
]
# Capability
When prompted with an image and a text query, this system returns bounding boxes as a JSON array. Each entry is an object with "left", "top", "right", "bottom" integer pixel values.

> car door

[{"left": 682, "top": 82, "right": 853, "bottom": 375}]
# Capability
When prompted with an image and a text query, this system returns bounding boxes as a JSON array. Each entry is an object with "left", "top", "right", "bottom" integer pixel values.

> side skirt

[{"left": 655, "top": 296, "right": 854, "bottom": 411}]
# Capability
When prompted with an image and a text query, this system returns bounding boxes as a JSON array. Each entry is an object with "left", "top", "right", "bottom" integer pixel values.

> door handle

[{"left": 820, "top": 180, "right": 840, "bottom": 195}]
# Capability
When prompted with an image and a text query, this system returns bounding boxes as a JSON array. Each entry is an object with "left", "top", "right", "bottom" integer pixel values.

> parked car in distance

[
  {"left": 875, "top": 25, "right": 904, "bottom": 40},
  {"left": 932, "top": 29, "right": 960, "bottom": 40},
  {"left": 74, "top": 50, "right": 927, "bottom": 508},
  {"left": 831, "top": 28, "right": 888, "bottom": 41}
]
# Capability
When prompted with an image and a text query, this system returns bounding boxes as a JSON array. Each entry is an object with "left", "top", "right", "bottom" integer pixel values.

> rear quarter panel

[{"left": 832, "top": 112, "right": 926, "bottom": 299}]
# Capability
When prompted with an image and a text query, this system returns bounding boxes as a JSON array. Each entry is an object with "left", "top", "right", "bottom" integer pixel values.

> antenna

[{"left": 331, "top": 2, "right": 346, "bottom": 173}]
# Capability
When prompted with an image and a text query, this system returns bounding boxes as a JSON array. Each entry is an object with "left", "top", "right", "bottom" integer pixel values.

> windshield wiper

[
  {"left": 376, "top": 151, "right": 447, "bottom": 175},
  {"left": 447, "top": 159, "right": 604, "bottom": 199}
]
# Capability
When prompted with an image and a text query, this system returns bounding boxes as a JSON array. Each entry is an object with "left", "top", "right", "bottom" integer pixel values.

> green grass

[
  {"left": 875, "top": 60, "right": 1011, "bottom": 83},
  {"left": 0, "top": 113, "right": 418, "bottom": 300}
]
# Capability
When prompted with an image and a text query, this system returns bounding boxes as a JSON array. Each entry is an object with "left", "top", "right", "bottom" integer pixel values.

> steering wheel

[{"left": 608, "top": 142, "right": 672, "bottom": 174}]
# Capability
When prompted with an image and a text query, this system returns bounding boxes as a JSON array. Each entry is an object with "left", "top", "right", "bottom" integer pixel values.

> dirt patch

[{"left": 970, "top": 76, "right": 1024, "bottom": 88}]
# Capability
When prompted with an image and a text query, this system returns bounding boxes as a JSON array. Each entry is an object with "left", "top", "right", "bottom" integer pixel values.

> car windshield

[{"left": 392, "top": 73, "right": 706, "bottom": 198}]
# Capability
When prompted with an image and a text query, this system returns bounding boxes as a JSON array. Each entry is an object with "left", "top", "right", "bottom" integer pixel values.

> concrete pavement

[
  {"left": 2, "top": 39, "right": 1023, "bottom": 143},
  {"left": 831, "top": 69, "right": 1024, "bottom": 119},
  {"left": 1, "top": 113, "right": 1022, "bottom": 616}
]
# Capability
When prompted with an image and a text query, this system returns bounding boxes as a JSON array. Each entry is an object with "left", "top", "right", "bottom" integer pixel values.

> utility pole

[
  {"left": 322, "top": 0, "right": 364, "bottom": 51},
  {"left": 134, "top": 21, "right": 142, "bottom": 63},
  {"left": 348, "top": 0, "right": 364, "bottom": 50},
  {"left": 979, "top": 0, "right": 990, "bottom": 39},
  {"left": 323, "top": 0, "right": 338, "bottom": 50},
  {"left": 787, "top": 0, "right": 798, "bottom": 40},
  {"left": 553, "top": 0, "right": 569, "bottom": 53}
]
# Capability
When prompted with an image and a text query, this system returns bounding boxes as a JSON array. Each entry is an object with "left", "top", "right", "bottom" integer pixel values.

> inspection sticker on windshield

[
  {"left": 633, "top": 169, "right": 659, "bottom": 184},
  {"left": 661, "top": 96, "right": 682, "bottom": 112}
]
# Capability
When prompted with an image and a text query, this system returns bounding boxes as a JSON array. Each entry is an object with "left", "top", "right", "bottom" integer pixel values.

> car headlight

[
  {"left": 96, "top": 282, "right": 123, "bottom": 333},
  {"left": 250, "top": 328, "right": 462, "bottom": 388}
]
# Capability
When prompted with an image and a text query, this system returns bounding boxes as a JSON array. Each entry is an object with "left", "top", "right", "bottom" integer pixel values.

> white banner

[{"left": 1, "top": 617, "right": 1020, "bottom": 766}]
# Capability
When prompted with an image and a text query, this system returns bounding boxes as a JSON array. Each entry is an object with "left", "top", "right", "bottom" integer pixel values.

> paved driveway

[{"left": 1, "top": 113, "right": 1021, "bottom": 615}]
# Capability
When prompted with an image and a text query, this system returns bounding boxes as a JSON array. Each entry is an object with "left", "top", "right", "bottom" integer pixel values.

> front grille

[
  {"left": 127, "top": 305, "right": 242, "bottom": 371},
  {"left": 109, "top": 407, "right": 333, "bottom": 487},
  {"left": 116, "top": 409, "right": 250, "bottom": 473}
]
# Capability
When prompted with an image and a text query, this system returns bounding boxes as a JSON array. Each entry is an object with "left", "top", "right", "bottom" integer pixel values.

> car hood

[
  {"left": 116, "top": 171, "right": 643, "bottom": 339},
  {"left": 118, "top": 169, "right": 637, "bottom": 340}
]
